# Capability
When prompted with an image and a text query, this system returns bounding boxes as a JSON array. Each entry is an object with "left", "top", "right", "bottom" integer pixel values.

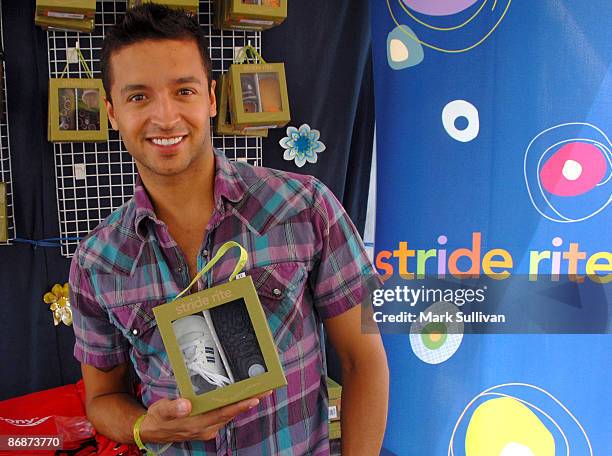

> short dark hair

[{"left": 101, "top": 3, "right": 213, "bottom": 103}]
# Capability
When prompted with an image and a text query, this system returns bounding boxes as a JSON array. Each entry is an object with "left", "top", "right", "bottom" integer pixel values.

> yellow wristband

[{"left": 133, "top": 413, "right": 172, "bottom": 456}]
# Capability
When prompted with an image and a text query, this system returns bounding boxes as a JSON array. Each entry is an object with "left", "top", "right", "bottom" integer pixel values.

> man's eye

[
  {"left": 128, "top": 94, "right": 146, "bottom": 102},
  {"left": 178, "top": 88, "right": 195, "bottom": 96}
]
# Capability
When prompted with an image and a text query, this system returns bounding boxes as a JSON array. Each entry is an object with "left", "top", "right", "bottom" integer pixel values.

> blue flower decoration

[{"left": 279, "top": 124, "right": 326, "bottom": 168}]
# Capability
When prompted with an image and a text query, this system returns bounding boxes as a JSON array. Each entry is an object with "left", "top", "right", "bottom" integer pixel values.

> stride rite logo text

[
  {"left": 375, "top": 232, "right": 611, "bottom": 283},
  {"left": 175, "top": 288, "right": 233, "bottom": 316}
]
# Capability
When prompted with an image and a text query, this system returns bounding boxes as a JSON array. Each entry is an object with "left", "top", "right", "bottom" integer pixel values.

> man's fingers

[
  {"left": 143, "top": 396, "right": 268, "bottom": 442},
  {"left": 150, "top": 398, "right": 192, "bottom": 420},
  {"left": 147, "top": 394, "right": 266, "bottom": 439}
]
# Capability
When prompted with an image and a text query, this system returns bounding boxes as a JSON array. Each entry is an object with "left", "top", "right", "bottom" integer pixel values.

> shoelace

[{"left": 181, "top": 339, "right": 232, "bottom": 388}]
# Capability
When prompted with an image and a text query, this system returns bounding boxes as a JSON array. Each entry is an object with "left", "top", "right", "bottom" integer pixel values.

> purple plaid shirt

[{"left": 70, "top": 149, "right": 376, "bottom": 455}]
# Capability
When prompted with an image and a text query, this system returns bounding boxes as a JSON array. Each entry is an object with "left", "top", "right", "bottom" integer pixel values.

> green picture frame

[
  {"left": 227, "top": 62, "right": 290, "bottom": 129},
  {"left": 48, "top": 78, "right": 109, "bottom": 143},
  {"left": 215, "top": 74, "right": 268, "bottom": 137},
  {"left": 153, "top": 276, "right": 287, "bottom": 416}
]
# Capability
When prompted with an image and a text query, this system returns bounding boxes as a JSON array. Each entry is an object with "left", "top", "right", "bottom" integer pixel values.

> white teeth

[{"left": 151, "top": 136, "right": 183, "bottom": 146}]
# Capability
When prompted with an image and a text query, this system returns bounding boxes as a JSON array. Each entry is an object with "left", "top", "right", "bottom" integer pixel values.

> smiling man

[{"left": 69, "top": 4, "right": 388, "bottom": 455}]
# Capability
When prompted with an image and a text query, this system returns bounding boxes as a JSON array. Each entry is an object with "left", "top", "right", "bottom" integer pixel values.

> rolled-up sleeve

[
  {"left": 309, "top": 178, "right": 380, "bottom": 320},
  {"left": 69, "top": 255, "right": 130, "bottom": 368}
]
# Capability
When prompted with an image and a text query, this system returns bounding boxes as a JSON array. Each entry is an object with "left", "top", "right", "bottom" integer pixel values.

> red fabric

[
  {"left": 0, "top": 382, "right": 92, "bottom": 454},
  {"left": 0, "top": 380, "right": 140, "bottom": 456}
]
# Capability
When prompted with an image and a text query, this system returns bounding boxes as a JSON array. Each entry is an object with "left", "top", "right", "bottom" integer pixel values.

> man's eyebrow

[
  {"left": 121, "top": 84, "right": 148, "bottom": 95},
  {"left": 119, "top": 77, "right": 202, "bottom": 95},
  {"left": 175, "top": 76, "right": 202, "bottom": 85}
]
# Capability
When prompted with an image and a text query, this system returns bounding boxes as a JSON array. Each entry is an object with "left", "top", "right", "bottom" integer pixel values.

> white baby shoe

[{"left": 172, "top": 314, "right": 232, "bottom": 393}]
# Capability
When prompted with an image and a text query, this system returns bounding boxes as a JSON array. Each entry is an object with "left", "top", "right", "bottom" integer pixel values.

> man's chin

[
  {"left": 152, "top": 166, "right": 190, "bottom": 177},
  {"left": 136, "top": 161, "right": 192, "bottom": 179}
]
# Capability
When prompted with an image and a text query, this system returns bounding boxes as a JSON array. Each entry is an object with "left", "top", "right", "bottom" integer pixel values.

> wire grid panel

[
  {"left": 0, "top": 0, "right": 16, "bottom": 244},
  {"left": 48, "top": 0, "right": 262, "bottom": 257}
]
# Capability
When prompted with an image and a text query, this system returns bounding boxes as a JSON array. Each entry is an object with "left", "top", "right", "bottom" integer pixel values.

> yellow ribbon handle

[
  {"left": 58, "top": 47, "right": 94, "bottom": 79},
  {"left": 173, "top": 241, "right": 248, "bottom": 301},
  {"left": 235, "top": 44, "right": 267, "bottom": 65}
]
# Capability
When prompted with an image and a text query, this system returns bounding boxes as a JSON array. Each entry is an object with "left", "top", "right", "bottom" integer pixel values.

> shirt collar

[
  {"left": 212, "top": 147, "right": 248, "bottom": 205},
  {"left": 133, "top": 148, "right": 248, "bottom": 240}
]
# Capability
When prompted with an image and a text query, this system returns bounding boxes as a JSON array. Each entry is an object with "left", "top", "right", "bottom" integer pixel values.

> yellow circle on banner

[{"left": 465, "top": 397, "right": 554, "bottom": 455}]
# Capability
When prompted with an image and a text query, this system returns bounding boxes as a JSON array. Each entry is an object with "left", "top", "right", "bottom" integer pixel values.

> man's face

[{"left": 105, "top": 38, "right": 216, "bottom": 180}]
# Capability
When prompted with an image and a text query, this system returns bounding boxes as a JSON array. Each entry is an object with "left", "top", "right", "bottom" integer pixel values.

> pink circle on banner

[
  {"left": 540, "top": 142, "right": 607, "bottom": 197},
  {"left": 401, "top": 0, "right": 480, "bottom": 16}
]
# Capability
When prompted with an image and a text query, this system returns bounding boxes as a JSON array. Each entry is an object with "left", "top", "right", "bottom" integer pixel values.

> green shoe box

[
  {"left": 227, "top": 62, "right": 290, "bottom": 129},
  {"left": 36, "top": 0, "right": 96, "bottom": 21},
  {"left": 127, "top": 0, "right": 199, "bottom": 14},
  {"left": 153, "top": 276, "right": 287, "bottom": 416},
  {"left": 327, "top": 376, "right": 342, "bottom": 423},
  {"left": 216, "top": 0, "right": 287, "bottom": 31},
  {"left": 35, "top": 14, "right": 95, "bottom": 33}
]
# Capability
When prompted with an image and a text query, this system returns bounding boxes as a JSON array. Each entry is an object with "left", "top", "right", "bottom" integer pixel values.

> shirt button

[
  {"left": 272, "top": 288, "right": 282, "bottom": 296},
  {"left": 177, "top": 266, "right": 183, "bottom": 273},
  {"left": 132, "top": 329, "right": 139, "bottom": 336},
  {"left": 201, "top": 250, "right": 209, "bottom": 257}
]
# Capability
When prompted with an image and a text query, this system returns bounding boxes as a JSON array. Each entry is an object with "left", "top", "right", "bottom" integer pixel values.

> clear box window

[
  {"left": 58, "top": 87, "right": 100, "bottom": 131},
  {"left": 240, "top": 72, "right": 282, "bottom": 114},
  {"left": 172, "top": 298, "right": 267, "bottom": 396}
]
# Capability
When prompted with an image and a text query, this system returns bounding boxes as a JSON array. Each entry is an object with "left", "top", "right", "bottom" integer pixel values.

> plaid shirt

[{"left": 70, "top": 149, "right": 375, "bottom": 455}]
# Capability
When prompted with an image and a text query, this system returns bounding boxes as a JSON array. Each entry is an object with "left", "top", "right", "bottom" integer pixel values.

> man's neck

[{"left": 140, "top": 151, "right": 216, "bottom": 232}]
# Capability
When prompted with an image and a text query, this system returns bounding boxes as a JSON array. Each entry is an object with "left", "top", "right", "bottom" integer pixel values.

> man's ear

[
  {"left": 104, "top": 98, "right": 118, "bottom": 131},
  {"left": 209, "top": 79, "right": 217, "bottom": 119}
]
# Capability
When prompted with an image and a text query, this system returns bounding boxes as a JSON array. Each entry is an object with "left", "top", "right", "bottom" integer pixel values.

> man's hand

[
  {"left": 81, "top": 362, "right": 271, "bottom": 445},
  {"left": 139, "top": 394, "right": 268, "bottom": 443}
]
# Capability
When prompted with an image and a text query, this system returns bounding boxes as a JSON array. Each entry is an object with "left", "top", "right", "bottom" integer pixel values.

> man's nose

[{"left": 150, "top": 93, "right": 181, "bottom": 129}]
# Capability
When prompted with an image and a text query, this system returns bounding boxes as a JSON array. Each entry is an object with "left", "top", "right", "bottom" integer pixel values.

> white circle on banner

[
  {"left": 562, "top": 159, "right": 583, "bottom": 181},
  {"left": 442, "top": 100, "right": 480, "bottom": 142}
]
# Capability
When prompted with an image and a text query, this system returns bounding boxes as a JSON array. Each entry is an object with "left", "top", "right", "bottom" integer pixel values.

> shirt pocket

[
  {"left": 108, "top": 300, "right": 175, "bottom": 382},
  {"left": 247, "top": 262, "right": 307, "bottom": 352}
]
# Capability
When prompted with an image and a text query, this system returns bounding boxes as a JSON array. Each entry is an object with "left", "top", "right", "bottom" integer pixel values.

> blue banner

[{"left": 371, "top": 1, "right": 612, "bottom": 454}]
